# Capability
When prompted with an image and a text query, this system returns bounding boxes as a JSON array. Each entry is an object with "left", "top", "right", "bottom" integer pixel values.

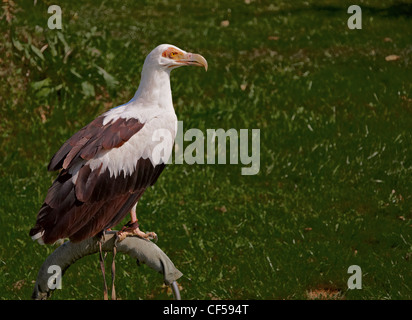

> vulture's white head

[
  {"left": 132, "top": 44, "right": 207, "bottom": 108},
  {"left": 144, "top": 44, "right": 208, "bottom": 72}
]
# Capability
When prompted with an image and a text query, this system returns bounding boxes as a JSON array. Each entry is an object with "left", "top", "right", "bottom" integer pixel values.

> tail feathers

[
  {"left": 30, "top": 230, "right": 64, "bottom": 246},
  {"left": 29, "top": 223, "right": 67, "bottom": 245},
  {"left": 29, "top": 228, "right": 45, "bottom": 245},
  {"left": 29, "top": 203, "right": 70, "bottom": 245}
]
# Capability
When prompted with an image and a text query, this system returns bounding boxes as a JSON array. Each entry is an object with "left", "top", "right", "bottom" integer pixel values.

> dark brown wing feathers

[
  {"left": 48, "top": 117, "right": 144, "bottom": 171},
  {"left": 30, "top": 116, "right": 166, "bottom": 244}
]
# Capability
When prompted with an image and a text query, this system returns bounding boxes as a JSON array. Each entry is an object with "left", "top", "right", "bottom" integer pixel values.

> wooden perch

[{"left": 31, "top": 231, "right": 183, "bottom": 300}]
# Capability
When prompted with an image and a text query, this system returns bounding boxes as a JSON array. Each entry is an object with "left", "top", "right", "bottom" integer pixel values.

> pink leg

[{"left": 130, "top": 204, "right": 137, "bottom": 223}]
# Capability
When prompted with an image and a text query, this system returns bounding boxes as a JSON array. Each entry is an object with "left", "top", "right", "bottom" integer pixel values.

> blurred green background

[{"left": 0, "top": 0, "right": 411, "bottom": 299}]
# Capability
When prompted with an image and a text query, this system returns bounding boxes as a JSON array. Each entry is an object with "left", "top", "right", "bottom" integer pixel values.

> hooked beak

[{"left": 177, "top": 52, "right": 208, "bottom": 71}]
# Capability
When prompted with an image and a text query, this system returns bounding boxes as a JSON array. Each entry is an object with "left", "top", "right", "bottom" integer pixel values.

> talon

[
  {"left": 146, "top": 232, "right": 158, "bottom": 242},
  {"left": 115, "top": 231, "right": 127, "bottom": 242},
  {"left": 116, "top": 221, "right": 157, "bottom": 242}
]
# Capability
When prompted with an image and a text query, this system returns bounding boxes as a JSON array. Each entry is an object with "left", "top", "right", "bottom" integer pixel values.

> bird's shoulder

[{"left": 48, "top": 104, "right": 177, "bottom": 172}]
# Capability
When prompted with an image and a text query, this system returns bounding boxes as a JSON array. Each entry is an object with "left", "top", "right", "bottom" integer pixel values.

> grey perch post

[{"left": 31, "top": 231, "right": 183, "bottom": 300}]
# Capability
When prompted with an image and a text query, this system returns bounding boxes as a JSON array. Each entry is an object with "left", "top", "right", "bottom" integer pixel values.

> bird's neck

[{"left": 132, "top": 66, "right": 173, "bottom": 111}]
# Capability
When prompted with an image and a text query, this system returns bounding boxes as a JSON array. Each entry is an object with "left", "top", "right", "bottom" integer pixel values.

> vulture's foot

[{"left": 116, "top": 220, "right": 157, "bottom": 242}]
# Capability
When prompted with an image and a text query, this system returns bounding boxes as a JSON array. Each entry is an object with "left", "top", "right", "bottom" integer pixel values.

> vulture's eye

[{"left": 170, "top": 52, "right": 177, "bottom": 57}]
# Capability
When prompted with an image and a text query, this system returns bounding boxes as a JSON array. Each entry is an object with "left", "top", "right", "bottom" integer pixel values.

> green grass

[{"left": 0, "top": 0, "right": 411, "bottom": 300}]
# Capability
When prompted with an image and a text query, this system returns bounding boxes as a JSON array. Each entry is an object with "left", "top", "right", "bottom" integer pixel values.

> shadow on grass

[
  {"left": 313, "top": 2, "right": 412, "bottom": 18},
  {"left": 275, "top": 1, "right": 412, "bottom": 18}
]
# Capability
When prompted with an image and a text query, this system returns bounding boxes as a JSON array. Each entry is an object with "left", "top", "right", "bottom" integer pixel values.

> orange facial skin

[{"left": 162, "top": 47, "right": 184, "bottom": 59}]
